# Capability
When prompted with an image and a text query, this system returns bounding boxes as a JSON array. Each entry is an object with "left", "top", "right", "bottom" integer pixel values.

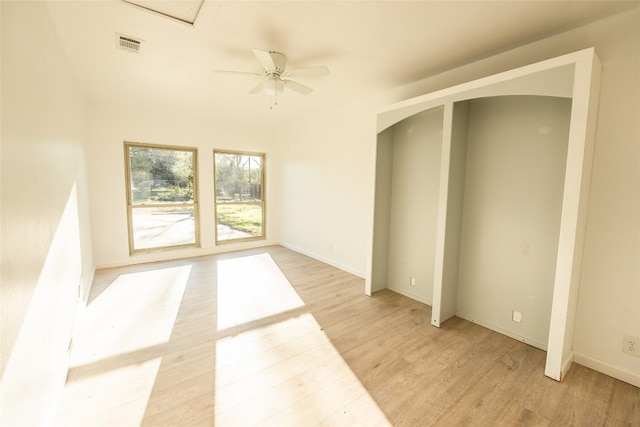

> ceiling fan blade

[
  {"left": 286, "top": 65, "right": 330, "bottom": 78},
  {"left": 212, "top": 69, "right": 263, "bottom": 77},
  {"left": 284, "top": 79, "right": 313, "bottom": 95},
  {"left": 248, "top": 80, "right": 265, "bottom": 94},
  {"left": 253, "top": 49, "right": 276, "bottom": 72},
  {"left": 253, "top": 49, "right": 287, "bottom": 73}
]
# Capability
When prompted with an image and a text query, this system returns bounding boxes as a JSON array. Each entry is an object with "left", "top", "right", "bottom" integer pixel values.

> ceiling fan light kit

[
  {"left": 263, "top": 76, "right": 284, "bottom": 96},
  {"left": 212, "top": 49, "right": 329, "bottom": 109}
]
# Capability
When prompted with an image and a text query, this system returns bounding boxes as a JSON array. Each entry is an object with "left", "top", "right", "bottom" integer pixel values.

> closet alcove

[{"left": 367, "top": 49, "right": 601, "bottom": 381}]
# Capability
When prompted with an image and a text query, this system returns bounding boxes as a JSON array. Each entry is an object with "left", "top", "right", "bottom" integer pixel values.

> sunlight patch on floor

[
  {"left": 215, "top": 313, "right": 391, "bottom": 426},
  {"left": 57, "top": 251, "right": 392, "bottom": 426},
  {"left": 57, "top": 265, "right": 191, "bottom": 425},
  {"left": 216, "top": 253, "right": 304, "bottom": 331},
  {"left": 57, "top": 357, "right": 162, "bottom": 426},
  {"left": 69, "top": 265, "right": 191, "bottom": 367}
]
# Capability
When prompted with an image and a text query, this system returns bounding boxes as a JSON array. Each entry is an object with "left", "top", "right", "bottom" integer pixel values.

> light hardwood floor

[{"left": 56, "top": 245, "right": 639, "bottom": 426}]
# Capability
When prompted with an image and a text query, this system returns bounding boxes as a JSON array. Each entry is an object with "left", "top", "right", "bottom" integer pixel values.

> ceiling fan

[{"left": 212, "top": 49, "right": 330, "bottom": 108}]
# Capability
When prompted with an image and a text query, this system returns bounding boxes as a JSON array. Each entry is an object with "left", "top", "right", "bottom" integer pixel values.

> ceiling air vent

[{"left": 116, "top": 34, "right": 142, "bottom": 53}]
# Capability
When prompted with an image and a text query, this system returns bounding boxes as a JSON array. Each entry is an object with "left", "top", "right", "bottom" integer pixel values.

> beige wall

[
  {"left": 0, "top": 2, "right": 95, "bottom": 424},
  {"left": 277, "top": 8, "right": 639, "bottom": 385}
]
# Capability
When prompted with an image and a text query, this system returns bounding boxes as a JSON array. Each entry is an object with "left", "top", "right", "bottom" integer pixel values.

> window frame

[
  {"left": 213, "top": 149, "right": 266, "bottom": 244},
  {"left": 124, "top": 141, "right": 200, "bottom": 254}
]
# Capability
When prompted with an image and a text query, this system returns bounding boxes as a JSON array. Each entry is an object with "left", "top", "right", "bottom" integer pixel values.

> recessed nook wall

[
  {"left": 385, "top": 108, "right": 443, "bottom": 304},
  {"left": 369, "top": 48, "right": 601, "bottom": 381},
  {"left": 456, "top": 96, "right": 572, "bottom": 350},
  {"left": 370, "top": 127, "right": 395, "bottom": 294}
]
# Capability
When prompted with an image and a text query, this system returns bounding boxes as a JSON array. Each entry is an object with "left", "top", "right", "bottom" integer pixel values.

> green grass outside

[{"left": 217, "top": 204, "right": 263, "bottom": 236}]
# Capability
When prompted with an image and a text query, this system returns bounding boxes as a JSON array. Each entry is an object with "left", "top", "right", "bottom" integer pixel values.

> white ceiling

[{"left": 45, "top": 1, "right": 639, "bottom": 128}]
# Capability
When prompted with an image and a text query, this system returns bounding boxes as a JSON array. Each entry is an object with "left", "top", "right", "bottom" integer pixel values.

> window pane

[
  {"left": 214, "top": 151, "right": 265, "bottom": 244},
  {"left": 132, "top": 206, "right": 196, "bottom": 249},
  {"left": 129, "top": 146, "right": 194, "bottom": 205},
  {"left": 216, "top": 203, "right": 263, "bottom": 241},
  {"left": 215, "top": 153, "right": 262, "bottom": 202},
  {"left": 125, "top": 142, "right": 199, "bottom": 253}
]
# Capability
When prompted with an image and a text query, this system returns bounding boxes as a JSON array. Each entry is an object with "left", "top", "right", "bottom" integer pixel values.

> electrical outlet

[
  {"left": 409, "top": 277, "right": 416, "bottom": 286},
  {"left": 622, "top": 335, "right": 640, "bottom": 357},
  {"left": 512, "top": 310, "right": 522, "bottom": 323}
]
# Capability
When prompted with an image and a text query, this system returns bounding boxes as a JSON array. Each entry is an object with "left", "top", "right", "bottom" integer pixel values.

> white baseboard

[
  {"left": 386, "top": 286, "right": 432, "bottom": 306},
  {"left": 454, "top": 312, "right": 548, "bottom": 351},
  {"left": 278, "top": 242, "right": 365, "bottom": 279},
  {"left": 95, "top": 240, "right": 277, "bottom": 270},
  {"left": 573, "top": 352, "right": 640, "bottom": 388}
]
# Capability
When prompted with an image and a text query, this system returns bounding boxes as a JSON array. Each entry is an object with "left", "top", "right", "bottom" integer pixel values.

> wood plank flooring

[{"left": 56, "top": 245, "right": 640, "bottom": 426}]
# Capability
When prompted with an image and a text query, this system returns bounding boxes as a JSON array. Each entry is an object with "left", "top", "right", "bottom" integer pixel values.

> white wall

[
  {"left": 276, "top": 105, "right": 377, "bottom": 276},
  {"left": 86, "top": 103, "right": 279, "bottom": 268},
  {"left": 0, "top": 2, "right": 95, "bottom": 424},
  {"left": 276, "top": 8, "right": 639, "bottom": 385},
  {"left": 568, "top": 11, "right": 640, "bottom": 385}
]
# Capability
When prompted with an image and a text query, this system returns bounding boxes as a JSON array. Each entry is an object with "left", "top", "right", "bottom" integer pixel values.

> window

[
  {"left": 125, "top": 142, "right": 199, "bottom": 253},
  {"left": 214, "top": 151, "right": 265, "bottom": 243}
]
